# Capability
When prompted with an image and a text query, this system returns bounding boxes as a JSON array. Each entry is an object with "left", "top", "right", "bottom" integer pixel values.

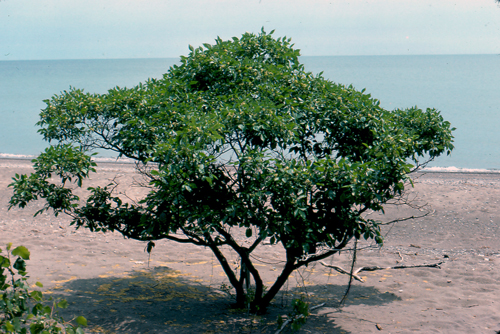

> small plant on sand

[
  {"left": 9, "top": 29, "right": 454, "bottom": 313},
  {"left": 0, "top": 243, "right": 87, "bottom": 333},
  {"left": 276, "top": 298, "right": 310, "bottom": 332}
]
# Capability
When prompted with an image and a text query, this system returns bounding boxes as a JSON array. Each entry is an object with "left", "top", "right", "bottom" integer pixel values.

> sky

[{"left": 1, "top": 0, "right": 500, "bottom": 60}]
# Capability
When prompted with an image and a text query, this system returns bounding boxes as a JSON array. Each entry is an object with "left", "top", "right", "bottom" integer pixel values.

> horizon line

[{"left": 1, "top": 53, "right": 498, "bottom": 62}]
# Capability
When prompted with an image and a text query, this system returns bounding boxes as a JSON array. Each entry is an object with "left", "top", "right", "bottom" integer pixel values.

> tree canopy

[{"left": 9, "top": 29, "right": 454, "bottom": 313}]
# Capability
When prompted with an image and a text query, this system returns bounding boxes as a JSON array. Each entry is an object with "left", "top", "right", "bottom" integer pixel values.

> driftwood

[
  {"left": 320, "top": 261, "right": 444, "bottom": 283},
  {"left": 276, "top": 255, "right": 444, "bottom": 333},
  {"left": 275, "top": 258, "right": 444, "bottom": 333}
]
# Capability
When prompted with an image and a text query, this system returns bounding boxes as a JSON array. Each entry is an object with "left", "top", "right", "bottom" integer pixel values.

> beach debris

[
  {"left": 376, "top": 323, "right": 383, "bottom": 330},
  {"left": 320, "top": 261, "right": 445, "bottom": 283}
]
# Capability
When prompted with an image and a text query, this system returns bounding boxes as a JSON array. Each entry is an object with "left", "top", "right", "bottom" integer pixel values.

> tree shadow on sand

[
  {"left": 48, "top": 266, "right": 400, "bottom": 334},
  {"left": 278, "top": 284, "right": 402, "bottom": 333}
]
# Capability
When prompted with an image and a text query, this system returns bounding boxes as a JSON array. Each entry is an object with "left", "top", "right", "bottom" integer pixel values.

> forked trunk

[{"left": 248, "top": 249, "right": 299, "bottom": 313}]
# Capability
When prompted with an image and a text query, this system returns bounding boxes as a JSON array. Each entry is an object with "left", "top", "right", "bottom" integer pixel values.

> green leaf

[
  {"left": 36, "top": 281, "right": 44, "bottom": 288},
  {"left": 12, "top": 245, "right": 30, "bottom": 260},
  {"left": 5, "top": 321, "right": 15, "bottom": 331},
  {"left": 245, "top": 228, "right": 252, "bottom": 238},
  {"left": 13, "top": 257, "right": 27, "bottom": 273},
  {"left": 30, "top": 290, "right": 43, "bottom": 301},
  {"left": 146, "top": 241, "right": 155, "bottom": 254},
  {"left": 0, "top": 255, "right": 10, "bottom": 268},
  {"left": 57, "top": 299, "right": 69, "bottom": 309},
  {"left": 75, "top": 316, "right": 88, "bottom": 327}
]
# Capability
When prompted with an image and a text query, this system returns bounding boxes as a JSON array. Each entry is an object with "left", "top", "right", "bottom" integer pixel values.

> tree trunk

[
  {"left": 249, "top": 248, "right": 299, "bottom": 313},
  {"left": 206, "top": 239, "right": 246, "bottom": 308}
]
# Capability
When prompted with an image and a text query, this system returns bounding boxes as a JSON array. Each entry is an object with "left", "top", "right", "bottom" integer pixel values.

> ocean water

[
  {"left": 302, "top": 55, "right": 500, "bottom": 171},
  {"left": 1, "top": 55, "right": 499, "bottom": 170},
  {"left": 0, "top": 58, "right": 178, "bottom": 157}
]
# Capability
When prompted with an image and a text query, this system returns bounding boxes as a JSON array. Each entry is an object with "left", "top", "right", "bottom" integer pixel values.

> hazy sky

[{"left": 1, "top": 0, "right": 499, "bottom": 60}]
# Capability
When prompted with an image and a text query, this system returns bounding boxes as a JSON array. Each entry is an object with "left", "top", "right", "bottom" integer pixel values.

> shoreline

[
  {"left": 0, "top": 154, "right": 136, "bottom": 164},
  {"left": 2, "top": 155, "right": 500, "bottom": 174}
]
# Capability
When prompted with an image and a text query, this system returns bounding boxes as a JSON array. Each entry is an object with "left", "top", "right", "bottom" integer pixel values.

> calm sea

[{"left": 1, "top": 55, "right": 499, "bottom": 170}]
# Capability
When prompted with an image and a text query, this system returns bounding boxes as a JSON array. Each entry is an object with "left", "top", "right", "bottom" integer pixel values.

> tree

[{"left": 9, "top": 29, "right": 454, "bottom": 313}]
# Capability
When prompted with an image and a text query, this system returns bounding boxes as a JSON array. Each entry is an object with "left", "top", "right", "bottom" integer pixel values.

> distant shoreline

[
  {"left": 0, "top": 154, "right": 136, "bottom": 164},
  {"left": 1, "top": 155, "right": 499, "bottom": 174}
]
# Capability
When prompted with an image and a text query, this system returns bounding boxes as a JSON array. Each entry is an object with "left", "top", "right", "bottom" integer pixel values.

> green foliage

[
  {"left": 276, "top": 298, "right": 310, "bottom": 332},
  {"left": 9, "top": 29, "right": 454, "bottom": 312},
  {"left": 289, "top": 298, "right": 309, "bottom": 330},
  {"left": 0, "top": 244, "right": 87, "bottom": 333}
]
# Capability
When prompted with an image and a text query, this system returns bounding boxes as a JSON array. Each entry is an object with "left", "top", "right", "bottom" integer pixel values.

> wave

[
  {"left": 0, "top": 153, "right": 37, "bottom": 160},
  {"left": 0, "top": 153, "right": 135, "bottom": 164},
  {"left": 420, "top": 166, "right": 500, "bottom": 173},
  {"left": 2, "top": 153, "right": 499, "bottom": 173}
]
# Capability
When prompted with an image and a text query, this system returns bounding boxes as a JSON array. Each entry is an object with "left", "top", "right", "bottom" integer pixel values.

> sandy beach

[{"left": 1, "top": 158, "right": 499, "bottom": 333}]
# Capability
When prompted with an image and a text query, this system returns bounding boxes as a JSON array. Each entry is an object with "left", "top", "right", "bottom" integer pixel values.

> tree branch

[
  {"left": 248, "top": 235, "right": 264, "bottom": 253},
  {"left": 379, "top": 211, "right": 431, "bottom": 226},
  {"left": 203, "top": 233, "right": 246, "bottom": 306},
  {"left": 294, "top": 236, "right": 352, "bottom": 269}
]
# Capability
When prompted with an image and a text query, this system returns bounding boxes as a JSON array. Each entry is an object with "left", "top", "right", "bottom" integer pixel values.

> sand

[{"left": 1, "top": 159, "right": 499, "bottom": 333}]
